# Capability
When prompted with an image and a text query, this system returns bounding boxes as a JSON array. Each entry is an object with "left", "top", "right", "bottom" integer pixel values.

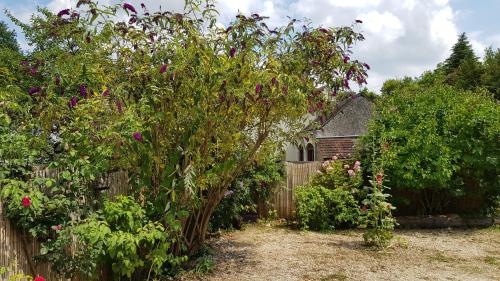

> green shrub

[
  {"left": 36, "top": 196, "right": 186, "bottom": 279},
  {"left": 295, "top": 186, "right": 360, "bottom": 231},
  {"left": 360, "top": 82, "right": 500, "bottom": 215},
  {"left": 209, "top": 155, "right": 284, "bottom": 231}
]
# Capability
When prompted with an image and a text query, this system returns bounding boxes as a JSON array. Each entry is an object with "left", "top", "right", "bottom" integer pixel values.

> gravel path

[{"left": 179, "top": 224, "right": 500, "bottom": 281}]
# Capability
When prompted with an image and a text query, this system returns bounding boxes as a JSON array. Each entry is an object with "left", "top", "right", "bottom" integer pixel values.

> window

[
  {"left": 298, "top": 145, "right": 304, "bottom": 161},
  {"left": 306, "top": 143, "right": 314, "bottom": 161}
]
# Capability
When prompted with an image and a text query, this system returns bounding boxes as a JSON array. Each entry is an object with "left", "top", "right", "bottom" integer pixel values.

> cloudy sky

[{"left": 1, "top": 0, "right": 499, "bottom": 92}]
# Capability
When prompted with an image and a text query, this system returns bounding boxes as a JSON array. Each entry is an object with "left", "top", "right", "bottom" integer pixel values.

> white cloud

[
  {"left": 357, "top": 11, "right": 404, "bottom": 42},
  {"left": 328, "top": 0, "right": 381, "bottom": 8}
]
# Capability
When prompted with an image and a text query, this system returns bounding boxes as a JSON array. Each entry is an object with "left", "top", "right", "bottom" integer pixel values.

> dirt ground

[{"left": 179, "top": 223, "right": 500, "bottom": 281}]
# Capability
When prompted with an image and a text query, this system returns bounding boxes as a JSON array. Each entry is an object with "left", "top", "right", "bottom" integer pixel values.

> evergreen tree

[
  {"left": 0, "top": 21, "right": 19, "bottom": 52},
  {"left": 442, "top": 33, "right": 477, "bottom": 75},
  {"left": 481, "top": 47, "right": 500, "bottom": 99},
  {"left": 440, "top": 33, "right": 483, "bottom": 90}
]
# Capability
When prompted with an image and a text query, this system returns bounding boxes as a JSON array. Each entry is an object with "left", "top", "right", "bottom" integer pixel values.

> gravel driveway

[{"left": 179, "top": 223, "right": 500, "bottom": 281}]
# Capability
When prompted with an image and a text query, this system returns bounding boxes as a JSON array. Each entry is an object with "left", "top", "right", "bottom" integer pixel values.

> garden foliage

[
  {"left": 0, "top": 0, "right": 369, "bottom": 278},
  {"left": 360, "top": 81, "right": 499, "bottom": 215},
  {"left": 210, "top": 154, "right": 285, "bottom": 230},
  {"left": 295, "top": 158, "right": 363, "bottom": 230}
]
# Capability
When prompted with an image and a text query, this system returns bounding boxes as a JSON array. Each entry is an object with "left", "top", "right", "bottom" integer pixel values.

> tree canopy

[
  {"left": 0, "top": 1, "right": 369, "bottom": 278},
  {"left": 0, "top": 20, "right": 19, "bottom": 52}
]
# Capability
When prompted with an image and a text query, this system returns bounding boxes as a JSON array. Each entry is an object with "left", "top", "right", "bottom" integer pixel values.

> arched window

[
  {"left": 306, "top": 143, "right": 315, "bottom": 161},
  {"left": 298, "top": 145, "right": 304, "bottom": 161}
]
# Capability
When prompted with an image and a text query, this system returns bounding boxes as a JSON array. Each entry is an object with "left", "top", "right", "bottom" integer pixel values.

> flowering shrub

[
  {"left": 312, "top": 158, "right": 363, "bottom": 193},
  {"left": 295, "top": 158, "right": 363, "bottom": 230},
  {"left": 360, "top": 173, "right": 396, "bottom": 248},
  {"left": 295, "top": 186, "right": 360, "bottom": 230},
  {"left": 1, "top": 0, "right": 369, "bottom": 277}
]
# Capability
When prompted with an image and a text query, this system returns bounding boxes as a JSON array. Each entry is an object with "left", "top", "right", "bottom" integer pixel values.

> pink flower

[
  {"left": 347, "top": 169, "right": 355, "bottom": 177},
  {"left": 133, "top": 132, "right": 143, "bottom": 142},
  {"left": 387, "top": 203, "right": 392, "bottom": 209},
  {"left": 34, "top": 276, "right": 45, "bottom": 281},
  {"left": 21, "top": 196, "right": 31, "bottom": 207},
  {"left": 102, "top": 89, "right": 110, "bottom": 96},
  {"left": 332, "top": 156, "right": 338, "bottom": 160},
  {"left": 354, "top": 161, "right": 361, "bottom": 167},
  {"left": 322, "top": 161, "right": 330, "bottom": 167},
  {"left": 376, "top": 174, "right": 383, "bottom": 186}
]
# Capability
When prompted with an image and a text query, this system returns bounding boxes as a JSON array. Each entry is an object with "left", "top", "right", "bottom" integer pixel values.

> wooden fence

[
  {"left": 272, "top": 161, "right": 322, "bottom": 219},
  {"left": 0, "top": 169, "right": 129, "bottom": 281}
]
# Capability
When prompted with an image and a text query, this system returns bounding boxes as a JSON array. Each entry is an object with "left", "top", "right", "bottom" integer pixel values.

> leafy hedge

[
  {"left": 359, "top": 82, "right": 500, "bottom": 215},
  {"left": 295, "top": 186, "right": 359, "bottom": 230}
]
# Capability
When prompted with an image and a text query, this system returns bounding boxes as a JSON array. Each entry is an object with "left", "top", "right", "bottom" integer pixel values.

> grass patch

[
  {"left": 428, "top": 252, "right": 457, "bottom": 263},
  {"left": 321, "top": 272, "right": 349, "bottom": 281},
  {"left": 484, "top": 256, "right": 500, "bottom": 267}
]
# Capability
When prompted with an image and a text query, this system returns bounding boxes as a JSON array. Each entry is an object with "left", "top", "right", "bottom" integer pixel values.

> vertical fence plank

[{"left": 271, "top": 161, "right": 321, "bottom": 219}]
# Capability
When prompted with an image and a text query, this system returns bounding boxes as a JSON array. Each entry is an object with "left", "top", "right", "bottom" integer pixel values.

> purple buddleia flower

[
  {"left": 102, "top": 89, "right": 110, "bottom": 96},
  {"left": 123, "top": 3, "right": 137, "bottom": 14},
  {"left": 57, "top": 9, "right": 70, "bottom": 17},
  {"left": 343, "top": 55, "right": 350, "bottom": 63},
  {"left": 159, "top": 64, "right": 168, "bottom": 73},
  {"left": 343, "top": 79, "right": 350, "bottom": 89},
  {"left": 70, "top": 12, "right": 80, "bottom": 19},
  {"left": 319, "top": 28, "right": 328, "bottom": 33},
  {"left": 79, "top": 84, "right": 87, "bottom": 98},
  {"left": 30, "top": 67, "right": 37, "bottom": 76},
  {"left": 346, "top": 69, "right": 353, "bottom": 80},
  {"left": 28, "top": 87, "right": 40, "bottom": 95},
  {"left": 141, "top": 3, "right": 146, "bottom": 9},
  {"left": 224, "top": 190, "right": 234, "bottom": 197},
  {"left": 229, "top": 47, "right": 236, "bottom": 58},
  {"left": 133, "top": 132, "right": 143, "bottom": 142},
  {"left": 363, "top": 63, "right": 371, "bottom": 70},
  {"left": 255, "top": 83, "right": 262, "bottom": 94},
  {"left": 20, "top": 60, "right": 28, "bottom": 66},
  {"left": 69, "top": 96, "right": 78, "bottom": 108},
  {"left": 271, "top": 77, "right": 278, "bottom": 87},
  {"left": 116, "top": 100, "right": 123, "bottom": 113}
]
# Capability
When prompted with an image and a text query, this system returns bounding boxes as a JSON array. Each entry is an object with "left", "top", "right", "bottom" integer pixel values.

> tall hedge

[{"left": 360, "top": 83, "right": 499, "bottom": 215}]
